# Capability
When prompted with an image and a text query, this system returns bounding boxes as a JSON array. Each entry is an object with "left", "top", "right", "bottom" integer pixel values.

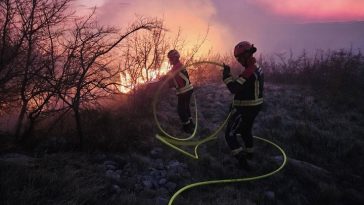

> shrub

[{"left": 262, "top": 48, "right": 364, "bottom": 105}]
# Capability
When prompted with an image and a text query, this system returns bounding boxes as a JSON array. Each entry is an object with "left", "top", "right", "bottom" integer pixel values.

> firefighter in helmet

[
  {"left": 165, "top": 49, "right": 194, "bottom": 134},
  {"left": 223, "top": 41, "right": 264, "bottom": 170}
]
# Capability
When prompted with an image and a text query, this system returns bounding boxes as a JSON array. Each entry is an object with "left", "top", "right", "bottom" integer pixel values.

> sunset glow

[
  {"left": 73, "top": 0, "right": 234, "bottom": 57},
  {"left": 73, "top": 0, "right": 364, "bottom": 59},
  {"left": 249, "top": 0, "right": 364, "bottom": 22}
]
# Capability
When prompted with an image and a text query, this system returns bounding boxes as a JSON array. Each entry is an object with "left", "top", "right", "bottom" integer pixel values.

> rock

[
  {"left": 134, "top": 183, "right": 143, "bottom": 192},
  {"left": 142, "top": 179, "right": 153, "bottom": 189},
  {"left": 104, "top": 160, "right": 117, "bottom": 167},
  {"left": 122, "top": 163, "right": 133, "bottom": 176},
  {"left": 157, "top": 187, "right": 169, "bottom": 195},
  {"left": 140, "top": 188, "right": 156, "bottom": 198},
  {"left": 156, "top": 196, "right": 169, "bottom": 205},
  {"left": 155, "top": 159, "right": 164, "bottom": 170},
  {"left": 122, "top": 176, "right": 137, "bottom": 188},
  {"left": 150, "top": 168, "right": 160, "bottom": 177},
  {"left": 159, "top": 178, "right": 167, "bottom": 185},
  {"left": 124, "top": 162, "right": 131, "bottom": 169},
  {"left": 115, "top": 169, "right": 122, "bottom": 175},
  {"left": 112, "top": 184, "right": 121, "bottom": 194},
  {"left": 243, "top": 199, "right": 257, "bottom": 205},
  {"left": 160, "top": 170, "right": 167, "bottom": 178},
  {"left": 151, "top": 147, "right": 163, "bottom": 158},
  {"left": 105, "top": 169, "right": 113, "bottom": 176},
  {"left": 152, "top": 179, "right": 160, "bottom": 189},
  {"left": 272, "top": 156, "right": 283, "bottom": 164},
  {"left": 166, "top": 160, "right": 188, "bottom": 179},
  {"left": 167, "top": 168, "right": 180, "bottom": 180},
  {"left": 105, "top": 164, "right": 116, "bottom": 170},
  {"left": 94, "top": 153, "right": 106, "bottom": 161},
  {"left": 105, "top": 170, "right": 120, "bottom": 180},
  {"left": 167, "top": 160, "right": 180, "bottom": 168},
  {"left": 177, "top": 166, "right": 185, "bottom": 174},
  {"left": 264, "top": 191, "right": 275, "bottom": 200},
  {"left": 165, "top": 182, "right": 177, "bottom": 192},
  {"left": 181, "top": 170, "right": 191, "bottom": 178}
]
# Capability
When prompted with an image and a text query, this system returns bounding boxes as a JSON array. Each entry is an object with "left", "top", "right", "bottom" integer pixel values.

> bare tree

[
  {"left": 56, "top": 11, "right": 162, "bottom": 146},
  {"left": 117, "top": 21, "right": 168, "bottom": 109},
  {"left": 169, "top": 27, "right": 185, "bottom": 52},
  {"left": 10, "top": 0, "right": 72, "bottom": 139},
  {"left": 0, "top": 0, "right": 27, "bottom": 113},
  {"left": 1, "top": 0, "right": 162, "bottom": 147},
  {"left": 0, "top": 0, "right": 72, "bottom": 138},
  {"left": 121, "top": 21, "right": 167, "bottom": 81}
]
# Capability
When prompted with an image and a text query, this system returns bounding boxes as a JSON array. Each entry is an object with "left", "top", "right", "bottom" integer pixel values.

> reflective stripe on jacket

[
  {"left": 223, "top": 64, "right": 264, "bottom": 107},
  {"left": 170, "top": 62, "right": 193, "bottom": 95}
]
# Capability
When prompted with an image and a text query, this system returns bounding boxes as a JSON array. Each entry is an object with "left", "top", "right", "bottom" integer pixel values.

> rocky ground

[{"left": 1, "top": 82, "right": 363, "bottom": 205}]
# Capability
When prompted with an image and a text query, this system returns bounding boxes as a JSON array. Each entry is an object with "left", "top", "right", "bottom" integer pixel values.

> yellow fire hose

[{"left": 153, "top": 61, "right": 287, "bottom": 205}]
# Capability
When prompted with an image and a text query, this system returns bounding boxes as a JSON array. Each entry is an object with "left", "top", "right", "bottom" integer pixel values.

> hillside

[{"left": 1, "top": 82, "right": 363, "bottom": 205}]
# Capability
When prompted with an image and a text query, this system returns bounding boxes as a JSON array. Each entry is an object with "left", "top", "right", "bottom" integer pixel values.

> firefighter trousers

[
  {"left": 177, "top": 89, "right": 193, "bottom": 124},
  {"left": 225, "top": 105, "right": 261, "bottom": 151}
]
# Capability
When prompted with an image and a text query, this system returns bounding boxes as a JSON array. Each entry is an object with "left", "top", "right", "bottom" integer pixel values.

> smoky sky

[
  {"left": 209, "top": 0, "right": 364, "bottom": 55},
  {"left": 73, "top": 0, "right": 364, "bottom": 56}
]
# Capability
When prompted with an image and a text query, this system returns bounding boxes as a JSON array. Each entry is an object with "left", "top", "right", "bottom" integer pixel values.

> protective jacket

[
  {"left": 169, "top": 62, "right": 193, "bottom": 95},
  {"left": 223, "top": 64, "right": 264, "bottom": 107}
]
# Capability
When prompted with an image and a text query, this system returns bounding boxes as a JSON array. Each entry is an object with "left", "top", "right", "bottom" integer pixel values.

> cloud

[
  {"left": 71, "top": 0, "right": 364, "bottom": 56},
  {"left": 247, "top": 0, "right": 364, "bottom": 22}
]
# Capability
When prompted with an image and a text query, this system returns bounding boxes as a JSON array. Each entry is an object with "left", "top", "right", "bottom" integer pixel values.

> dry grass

[
  {"left": 0, "top": 153, "right": 106, "bottom": 205},
  {"left": 1, "top": 48, "right": 363, "bottom": 205}
]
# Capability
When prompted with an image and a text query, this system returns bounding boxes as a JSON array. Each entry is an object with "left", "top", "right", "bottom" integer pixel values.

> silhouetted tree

[
  {"left": 0, "top": 0, "right": 72, "bottom": 139},
  {"left": 56, "top": 10, "right": 162, "bottom": 146}
]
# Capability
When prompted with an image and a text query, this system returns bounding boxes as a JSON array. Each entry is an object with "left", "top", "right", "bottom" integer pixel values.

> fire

[
  {"left": 119, "top": 72, "right": 131, "bottom": 93},
  {"left": 159, "top": 61, "right": 170, "bottom": 76},
  {"left": 119, "top": 61, "right": 170, "bottom": 93}
]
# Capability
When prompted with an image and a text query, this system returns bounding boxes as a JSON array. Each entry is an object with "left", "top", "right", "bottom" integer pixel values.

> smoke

[
  {"left": 246, "top": 0, "right": 364, "bottom": 22},
  {"left": 210, "top": 0, "right": 364, "bottom": 55},
  {"left": 72, "top": 0, "right": 364, "bottom": 56},
  {"left": 92, "top": 0, "right": 235, "bottom": 57}
]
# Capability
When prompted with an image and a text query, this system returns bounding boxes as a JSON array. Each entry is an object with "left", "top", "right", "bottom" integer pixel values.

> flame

[
  {"left": 119, "top": 72, "right": 131, "bottom": 93},
  {"left": 119, "top": 61, "right": 171, "bottom": 93},
  {"left": 158, "top": 61, "right": 170, "bottom": 76}
]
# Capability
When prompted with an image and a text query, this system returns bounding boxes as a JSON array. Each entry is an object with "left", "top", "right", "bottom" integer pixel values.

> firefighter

[
  {"left": 222, "top": 41, "right": 264, "bottom": 170},
  {"left": 165, "top": 49, "right": 194, "bottom": 134}
]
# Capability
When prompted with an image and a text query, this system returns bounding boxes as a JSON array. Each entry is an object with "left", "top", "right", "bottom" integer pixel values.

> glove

[{"left": 223, "top": 63, "right": 231, "bottom": 79}]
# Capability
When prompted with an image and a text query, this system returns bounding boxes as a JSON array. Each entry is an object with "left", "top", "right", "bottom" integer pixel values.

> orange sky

[
  {"left": 74, "top": 0, "right": 364, "bottom": 55},
  {"left": 77, "top": 0, "right": 233, "bottom": 57}
]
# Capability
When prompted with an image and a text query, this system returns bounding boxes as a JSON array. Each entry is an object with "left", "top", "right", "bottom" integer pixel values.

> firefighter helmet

[
  {"left": 234, "top": 41, "right": 257, "bottom": 57},
  {"left": 167, "top": 49, "right": 180, "bottom": 59}
]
